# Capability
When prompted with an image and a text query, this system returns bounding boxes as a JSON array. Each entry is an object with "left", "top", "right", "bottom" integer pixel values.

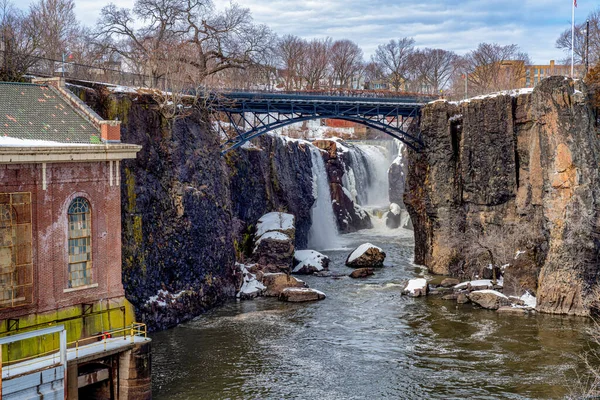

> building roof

[{"left": 0, "top": 81, "right": 101, "bottom": 144}]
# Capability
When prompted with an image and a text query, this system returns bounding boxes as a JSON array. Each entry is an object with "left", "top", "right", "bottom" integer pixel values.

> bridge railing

[{"left": 219, "top": 87, "right": 439, "bottom": 101}]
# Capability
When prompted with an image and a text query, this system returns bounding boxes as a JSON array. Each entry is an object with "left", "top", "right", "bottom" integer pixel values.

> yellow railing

[{"left": 1, "top": 323, "right": 147, "bottom": 369}]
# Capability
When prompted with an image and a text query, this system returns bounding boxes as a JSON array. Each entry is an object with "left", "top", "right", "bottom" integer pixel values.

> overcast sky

[{"left": 24, "top": 0, "right": 598, "bottom": 64}]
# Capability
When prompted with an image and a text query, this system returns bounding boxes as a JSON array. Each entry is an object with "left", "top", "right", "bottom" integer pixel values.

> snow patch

[
  {"left": 256, "top": 212, "right": 295, "bottom": 238},
  {"left": 454, "top": 279, "right": 500, "bottom": 290},
  {"left": 520, "top": 292, "right": 537, "bottom": 308},
  {"left": 0, "top": 136, "right": 99, "bottom": 147},
  {"left": 404, "top": 278, "right": 427, "bottom": 295},
  {"left": 255, "top": 231, "right": 291, "bottom": 246},
  {"left": 390, "top": 203, "right": 401, "bottom": 215},
  {"left": 293, "top": 250, "right": 328, "bottom": 273}
]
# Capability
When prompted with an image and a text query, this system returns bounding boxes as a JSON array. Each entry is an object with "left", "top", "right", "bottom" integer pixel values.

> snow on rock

[
  {"left": 255, "top": 231, "right": 291, "bottom": 247},
  {"left": 348, "top": 243, "right": 382, "bottom": 263},
  {"left": 145, "top": 289, "right": 187, "bottom": 308},
  {"left": 454, "top": 279, "right": 500, "bottom": 290},
  {"left": 389, "top": 203, "right": 401, "bottom": 216},
  {"left": 279, "top": 287, "right": 326, "bottom": 302},
  {"left": 236, "top": 263, "right": 265, "bottom": 300},
  {"left": 256, "top": 212, "right": 295, "bottom": 238},
  {"left": 346, "top": 243, "right": 386, "bottom": 268},
  {"left": 402, "top": 278, "right": 428, "bottom": 297},
  {"left": 520, "top": 292, "right": 537, "bottom": 308},
  {"left": 292, "top": 250, "right": 330, "bottom": 275},
  {"left": 440, "top": 87, "right": 534, "bottom": 105},
  {"left": 468, "top": 290, "right": 511, "bottom": 310}
]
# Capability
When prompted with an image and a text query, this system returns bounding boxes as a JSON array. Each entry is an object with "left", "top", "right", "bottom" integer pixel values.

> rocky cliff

[
  {"left": 405, "top": 77, "right": 600, "bottom": 316},
  {"left": 225, "top": 135, "right": 315, "bottom": 253},
  {"left": 72, "top": 86, "right": 238, "bottom": 331}
]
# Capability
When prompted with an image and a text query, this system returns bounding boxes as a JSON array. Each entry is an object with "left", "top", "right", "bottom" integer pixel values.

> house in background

[{"left": 0, "top": 77, "right": 150, "bottom": 399}]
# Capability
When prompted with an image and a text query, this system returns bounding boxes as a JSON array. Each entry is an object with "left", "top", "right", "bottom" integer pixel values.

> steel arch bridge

[{"left": 209, "top": 91, "right": 428, "bottom": 154}]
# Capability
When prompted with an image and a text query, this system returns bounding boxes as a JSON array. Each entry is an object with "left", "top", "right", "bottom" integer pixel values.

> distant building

[
  {"left": 524, "top": 60, "right": 586, "bottom": 87},
  {"left": 0, "top": 78, "right": 150, "bottom": 399}
]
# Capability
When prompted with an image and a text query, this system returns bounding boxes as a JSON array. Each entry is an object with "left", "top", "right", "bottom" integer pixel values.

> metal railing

[{"left": 0, "top": 323, "right": 147, "bottom": 370}]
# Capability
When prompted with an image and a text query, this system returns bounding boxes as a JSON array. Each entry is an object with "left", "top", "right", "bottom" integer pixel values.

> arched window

[{"left": 68, "top": 197, "right": 92, "bottom": 288}]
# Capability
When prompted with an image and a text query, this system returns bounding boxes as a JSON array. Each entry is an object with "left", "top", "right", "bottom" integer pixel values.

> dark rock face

[
  {"left": 405, "top": 77, "right": 600, "bottom": 316},
  {"left": 225, "top": 135, "right": 314, "bottom": 251},
  {"left": 77, "top": 89, "right": 238, "bottom": 332},
  {"left": 313, "top": 140, "right": 372, "bottom": 233},
  {"left": 388, "top": 152, "right": 406, "bottom": 205}
]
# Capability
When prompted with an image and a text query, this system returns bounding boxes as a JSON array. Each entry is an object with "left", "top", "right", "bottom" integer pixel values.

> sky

[{"left": 24, "top": 0, "right": 599, "bottom": 64}]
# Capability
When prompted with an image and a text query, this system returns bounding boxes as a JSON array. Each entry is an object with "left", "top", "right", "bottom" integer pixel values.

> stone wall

[{"left": 405, "top": 77, "right": 600, "bottom": 316}]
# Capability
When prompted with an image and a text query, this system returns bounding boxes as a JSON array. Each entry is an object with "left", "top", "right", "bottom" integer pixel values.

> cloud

[{"left": 23, "top": 0, "right": 598, "bottom": 63}]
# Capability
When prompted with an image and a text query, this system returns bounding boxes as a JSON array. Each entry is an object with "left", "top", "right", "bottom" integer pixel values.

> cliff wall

[
  {"left": 73, "top": 87, "right": 238, "bottom": 331},
  {"left": 225, "top": 135, "right": 315, "bottom": 252},
  {"left": 405, "top": 77, "right": 600, "bottom": 316}
]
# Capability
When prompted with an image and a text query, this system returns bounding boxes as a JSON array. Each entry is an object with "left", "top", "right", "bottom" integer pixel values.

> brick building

[{"left": 0, "top": 78, "right": 149, "bottom": 399}]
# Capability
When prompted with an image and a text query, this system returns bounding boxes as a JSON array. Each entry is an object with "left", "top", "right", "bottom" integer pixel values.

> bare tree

[
  {"left": 556, "top": 8, "right": 600, "bottom": 67},
  {"left": 362, "top": 61, "right": 386, "bottom": 89},
  {"left": 465, "top": 42, "right": 530, "bottom": 95},
  {"left": 409, "top": 48, "right": 458, "bottom": 94},
  {"left": 0, "top": 0, "right": 40, "bottom": 81},
  {"left": 96, "top": 0, "right": 273, "bottom": 89},
  {"left": 277, "top": 34, "right": 306, "bottom": 90},
  {"left": 303, "top": 37, "right": 331, "bottom": 89},
  {"left": 29, "top": 0, "right": 79, "bottom": 61},
  {"left": 329, "top": 39, "right": 363, "bottom": 88},
  {"left": 373, "top": 37, "right": 415, "bottom": 91}
]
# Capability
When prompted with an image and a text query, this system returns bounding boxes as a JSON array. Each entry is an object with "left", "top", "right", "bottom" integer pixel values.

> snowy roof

[{"left": 0, "top": 81, "right": 101, "bottom": 144}]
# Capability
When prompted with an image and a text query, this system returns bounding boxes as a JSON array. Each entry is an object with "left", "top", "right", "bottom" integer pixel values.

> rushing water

[
  {"left": 307, "top": 146, "right": 341, "bottom": 250},
  {"left": 151, "top": 218, "right": 596, "bottom": 400}
]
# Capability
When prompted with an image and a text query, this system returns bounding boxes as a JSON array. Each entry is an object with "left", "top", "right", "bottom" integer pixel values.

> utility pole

[{"left": 586, "top": 19, "right": 590, "bottom": 74}]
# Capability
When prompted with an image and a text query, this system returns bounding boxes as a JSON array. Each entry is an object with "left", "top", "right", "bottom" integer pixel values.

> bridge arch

[{"left": 209, "top": 91, "right": 425, "bottom": 154}]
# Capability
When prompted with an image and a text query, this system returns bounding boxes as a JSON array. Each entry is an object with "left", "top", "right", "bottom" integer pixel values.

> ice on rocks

[
  {"left": 389, "top": 203, "right": 401, "bottom": 215},
  {"left": 255, "top": 231, "right": 290, "bottom": 246}
]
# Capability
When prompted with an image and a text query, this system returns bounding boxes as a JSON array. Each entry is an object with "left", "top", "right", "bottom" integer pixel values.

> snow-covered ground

[{"left": 256, "top": 212, "right": 295, "bottom": 238}]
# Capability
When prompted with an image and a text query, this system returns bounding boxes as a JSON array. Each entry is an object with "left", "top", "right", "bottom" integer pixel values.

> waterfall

[
  {"left": 357, "top": 145, "right": 391, "bottom": 206},
  {"left": 341, "top": 140, "right": 400, "bottom": 207},
  {"left": 307, "top": 147, "right": 341, "bottom": 250}
]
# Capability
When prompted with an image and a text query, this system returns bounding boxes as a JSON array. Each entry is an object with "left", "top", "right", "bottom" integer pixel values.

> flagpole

[{"left": 571, "top": 0, "right": 575, "bottom": 77}]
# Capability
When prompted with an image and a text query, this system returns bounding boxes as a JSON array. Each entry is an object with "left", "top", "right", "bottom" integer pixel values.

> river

[{"left": 150, "top": 220, "right": 596, "bottom": 400}]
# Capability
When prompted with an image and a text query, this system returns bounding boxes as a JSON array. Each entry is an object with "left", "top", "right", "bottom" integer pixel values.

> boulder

[
  {"left": 468, "top": 290, "right": 511, "bottom": 310},
  {"left": 279, "top": 288, "right": 326, "bottom": 302},
  {"left": 440, "top": 278, "right": 461, "bottom": 288},
  {"left": 349, "top": 268, "right": 374, "bottom": 279},
  {"left": 442, "top": 293, "right": 459, "bottom": 301},
  {"left": 236, "top": 263, "right": 265, "bottom": 300},
  {"left": 346, "top": 243, "right": 386, "bottom": 268},
  {"left": 262, "top": 273, "right": 306, "bottom": 297},
  {"left": 457, "top": 293, "right": 470, "bottom": 304},
  {"left": 253, "top": 231, "right": 295, "bottom": 273},
  {"left": 385, "top": 203, "right": 402, "bottom": 229},
  {"left": 292, "top": 250, "right": 330, "bottom": 275},
  {"left": 402, "top": 278, "right": 428, "bottom": 297}
]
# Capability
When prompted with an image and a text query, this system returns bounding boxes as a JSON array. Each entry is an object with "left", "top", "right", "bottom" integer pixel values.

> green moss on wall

[{"left": 0, "top": 298, "right": 137, "bottom": 362}]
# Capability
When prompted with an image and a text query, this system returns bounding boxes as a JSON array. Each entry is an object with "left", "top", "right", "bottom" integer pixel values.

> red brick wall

[
  {"left": 0, "top": 161, "right": 124, "bottom": 319},
  {"left": 323, "top": 119, "right": 358, "bottom": 128}
]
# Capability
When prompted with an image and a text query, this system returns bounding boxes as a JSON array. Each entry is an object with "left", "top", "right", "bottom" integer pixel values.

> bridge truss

[{"left": 209, "top": 92, "right": 426, "bottom": 153}]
